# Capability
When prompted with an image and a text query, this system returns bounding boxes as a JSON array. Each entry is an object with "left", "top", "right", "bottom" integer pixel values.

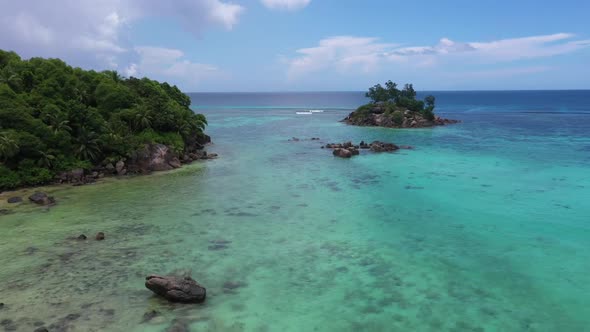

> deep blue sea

[{"left": 0, "top": 90, "right": 589, "bottom": 331}]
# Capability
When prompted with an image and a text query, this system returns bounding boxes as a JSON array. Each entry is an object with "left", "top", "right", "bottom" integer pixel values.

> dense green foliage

[
  {"left": 0, "top": 50, "right": 207, "bottom": 190},
  {"left": 364, "top": 80, "right": 436, "bottom": 120}
]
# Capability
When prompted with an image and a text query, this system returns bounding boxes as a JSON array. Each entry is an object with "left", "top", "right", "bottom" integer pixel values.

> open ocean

[{"left": 0, "top": 90, "right": 589, "bottom": 331}]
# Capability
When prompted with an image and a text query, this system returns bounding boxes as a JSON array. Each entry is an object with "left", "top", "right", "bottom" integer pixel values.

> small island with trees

[
  {"left": 343, "top": 81, "right": 459, "bottom": 128},
  {"left": 0, "top": 50, "right": 213, "bottom": 191}
]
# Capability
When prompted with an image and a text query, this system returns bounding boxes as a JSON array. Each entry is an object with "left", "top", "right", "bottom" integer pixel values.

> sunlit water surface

[{"left": 1, "top": 91, "right": 589, "bottom": 331}]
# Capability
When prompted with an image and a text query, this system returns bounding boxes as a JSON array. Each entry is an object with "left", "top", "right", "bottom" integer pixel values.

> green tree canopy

[{"left": 0, "top": 49, "right": 208, "bottom": 190}]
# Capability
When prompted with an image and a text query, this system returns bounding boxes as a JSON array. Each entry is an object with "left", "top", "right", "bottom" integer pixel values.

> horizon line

[{"left": 185, "top": 89, "right": 590, "bottom": 94}]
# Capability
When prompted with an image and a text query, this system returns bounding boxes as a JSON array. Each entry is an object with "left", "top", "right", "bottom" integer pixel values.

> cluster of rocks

[
  {"left": 289, "top": 137, "right": 321, "bottom": 142},
  {"left": 126, "top": 144, "right": 217, "bottom": 174},
  {"left": 323, "top": 140, "right": 412, "bottom": 158},
  {"left": 5, "top": 192, "right": 56, "bottom": 206},
  {"left": 51, "top": 142, "right": 218, "bottom": 187},
  {"left": 76, "top": 232, "right": 105, "bottom": 241},
  {"left": 343, "top": 104, "right": 460, "bottom": 128}
]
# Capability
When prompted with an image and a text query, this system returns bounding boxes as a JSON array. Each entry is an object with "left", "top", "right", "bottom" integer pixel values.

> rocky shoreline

[
  {"left": 0, "top": 143, "right": 218, "bottom": 208},
  {"left": 55, "top": 143, "right": 218, "bottom": 187},
  {"left": 343, "top": 103, "right": 460, "bottom": 128}
]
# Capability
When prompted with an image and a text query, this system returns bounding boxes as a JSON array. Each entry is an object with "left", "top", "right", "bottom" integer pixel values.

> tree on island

[
  {"left": 344, "top": 80, "right": 459, "bottom": 128},
  {"left": 0, "top": 49, "right": 208, "bottom": 190},
  {"left": 363, "top": 80, "right": 435, "bottom": 121}
]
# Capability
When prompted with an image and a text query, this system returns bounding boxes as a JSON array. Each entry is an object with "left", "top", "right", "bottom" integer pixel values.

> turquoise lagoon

[{"left": 0, "top": 91, "right": 589, "bottom": 331}]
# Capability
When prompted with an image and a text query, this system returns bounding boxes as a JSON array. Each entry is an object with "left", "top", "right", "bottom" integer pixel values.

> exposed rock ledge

[
  {"left": 343, "top": 104, "right": 459, "bottom": 128},
  {"left": 54, "top": 136, "right": 217, "bottom": 187},
  {"left": 145, "top": 275, "right": 206, "bottom": 303}
]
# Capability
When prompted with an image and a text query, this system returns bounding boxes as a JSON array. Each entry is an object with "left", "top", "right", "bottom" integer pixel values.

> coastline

[
  {"left": 0, "top": 91, "right": 589, "bottom": 331},
  {"left": 0, "top": 156, "right": 216, "bottom": 213}
]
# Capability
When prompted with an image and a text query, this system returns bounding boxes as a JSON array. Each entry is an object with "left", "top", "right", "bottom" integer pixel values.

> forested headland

[{"left": 0, "top": 50, "right": 210, "bottom": 190}]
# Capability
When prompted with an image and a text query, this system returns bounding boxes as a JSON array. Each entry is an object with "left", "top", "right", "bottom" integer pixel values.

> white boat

[
  {"left": 309, "top": 109, "right": 324, "bottom": 113},
  {"left": 296, "top": 111, "right": 313, "bottom": 115}
]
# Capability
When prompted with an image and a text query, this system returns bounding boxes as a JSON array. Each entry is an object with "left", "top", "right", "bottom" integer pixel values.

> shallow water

[{"left": 1, "top": 92, "right": 589, "bottom": 331}]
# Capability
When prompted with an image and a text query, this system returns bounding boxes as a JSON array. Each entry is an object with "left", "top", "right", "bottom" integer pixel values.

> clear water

[{"left": 1, "top": 91, "right": 589, "bottom": 331}]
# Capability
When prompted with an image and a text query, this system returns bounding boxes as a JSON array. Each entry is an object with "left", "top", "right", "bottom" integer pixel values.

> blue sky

[{"left": 1, "top": 0, "right": 589, "bottom": 91}]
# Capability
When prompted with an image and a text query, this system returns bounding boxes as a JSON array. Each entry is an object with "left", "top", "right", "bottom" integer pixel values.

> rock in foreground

[
  {"left": 7, "top": 197, "right": 22, "bottom": 204},
  {"left": 28, "top": 192, "right": 55, "bottom": 206},
  {"left": 145, "top": 275, "right": 206, "bottom": 303}
]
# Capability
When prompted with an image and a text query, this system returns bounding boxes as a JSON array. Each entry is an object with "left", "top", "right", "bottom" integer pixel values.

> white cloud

[
  {"left": 0, "top": 0, "right": 244, "bottom": 71},
  {"left": 205, "top": 0, "right": 244, "bottom": 29},
  {"left": 141, "top": 0, "right": 243, "bottom": 31},
  {"left": 450, "top": 66, "right": 554, "bottom": 79},
  {"left": 287, "top": 36, "right": 398, "bottom": 78},
  {"left": 130, "top": 46, "right": 221, "bottom": 89},
  {"left": 286, "top": 33, "right": 590, "bottom": 78},
  {"left": 0, "top": 1, "right": 127, "bottom": 65},
  {"left": 261, "top": 0, "right": 311, "bottom": 11},
  {"left": 11, "top": 12, "right": 53, "bottom": 45}
]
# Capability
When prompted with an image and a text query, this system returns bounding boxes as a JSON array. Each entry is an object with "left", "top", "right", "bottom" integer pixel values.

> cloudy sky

[{"left": 1, "top": 0, "right": 589, "bottom": 91}]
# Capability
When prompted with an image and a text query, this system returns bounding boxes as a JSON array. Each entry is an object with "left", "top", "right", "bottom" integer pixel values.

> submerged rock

[
  {"left": 206, "top": 153, "right": 219, "bottom": 159},
  {"left": 28, "top": 192, "right": 55, "bottom": 206},
  {"left": 208, "top": 243, "right": 228, "bottom": 251},
  {"left": 223, "top": 281, "right": 247, "bottom": 294},
  {"left": 77, "top": 234, "right": 88, "bottom": 240},
  {"left": 34, "top": 327, "right": 49, "bottom": 332},
  {"left": 145, "top": 275, "right": 206, "bottom": 303},
  {"left": 7, "top": 197, "right": 22, "bottom": 204},
  {"left": 95, "top": 232, "right": 105, "bottom": 241},
  {"left": 0, "top": 319, "right": 16, "bottom": 331},
  {"left": 142, "top": 310, "right": 160, "bottom": 323},
  {"left": 166, "top": 319, "right": 191, "bottom": 332}
]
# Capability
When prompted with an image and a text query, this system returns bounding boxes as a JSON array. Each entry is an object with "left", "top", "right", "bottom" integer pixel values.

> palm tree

[
  {"left": 133, "top": 108, "right": 153, "bottom": 131},
  {"left": 0, "top": 67, "right": 20, "bottom": 85},
  {"left": 0, "top": 67, "right": 21, "bottom": 91},
  {"left": 104, "top": 70, "right": 122, "bottom": 83},
  {"left": 177, "top": 120, "right": 192, "bottom": 138},
  {"left": 51, "top": 120, "right": 72, "bottom": 135},
  {"left": 37, "top": 150, "right": 56, "bottom": 168},
  {"left": 43, "top": 112, "right": 72, "bottom": 135},
  {"left": 193, "top": 113, "right": 207, "bottom": 131},
  {"left": 74, "top": 128, "right": 102, "bottom": 161},
  {"left": 0, "top": 132, "right": 19, "bottom": 162}
]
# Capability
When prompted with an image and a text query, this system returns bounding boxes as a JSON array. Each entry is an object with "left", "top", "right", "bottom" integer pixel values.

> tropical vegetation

[
  {"left": 0, "top": 49, "right": 207, "bottom": 190},
  {"left": 363, "top": 80, "right": 436, "bottom": 121}
]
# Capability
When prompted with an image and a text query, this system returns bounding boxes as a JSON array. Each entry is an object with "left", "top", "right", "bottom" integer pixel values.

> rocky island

[
  {"left": 0, "top": 50, "right": 214, "bottom": 191},
  {"left": 343, "top": 81, "right": 459, "bottom": 128}
]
